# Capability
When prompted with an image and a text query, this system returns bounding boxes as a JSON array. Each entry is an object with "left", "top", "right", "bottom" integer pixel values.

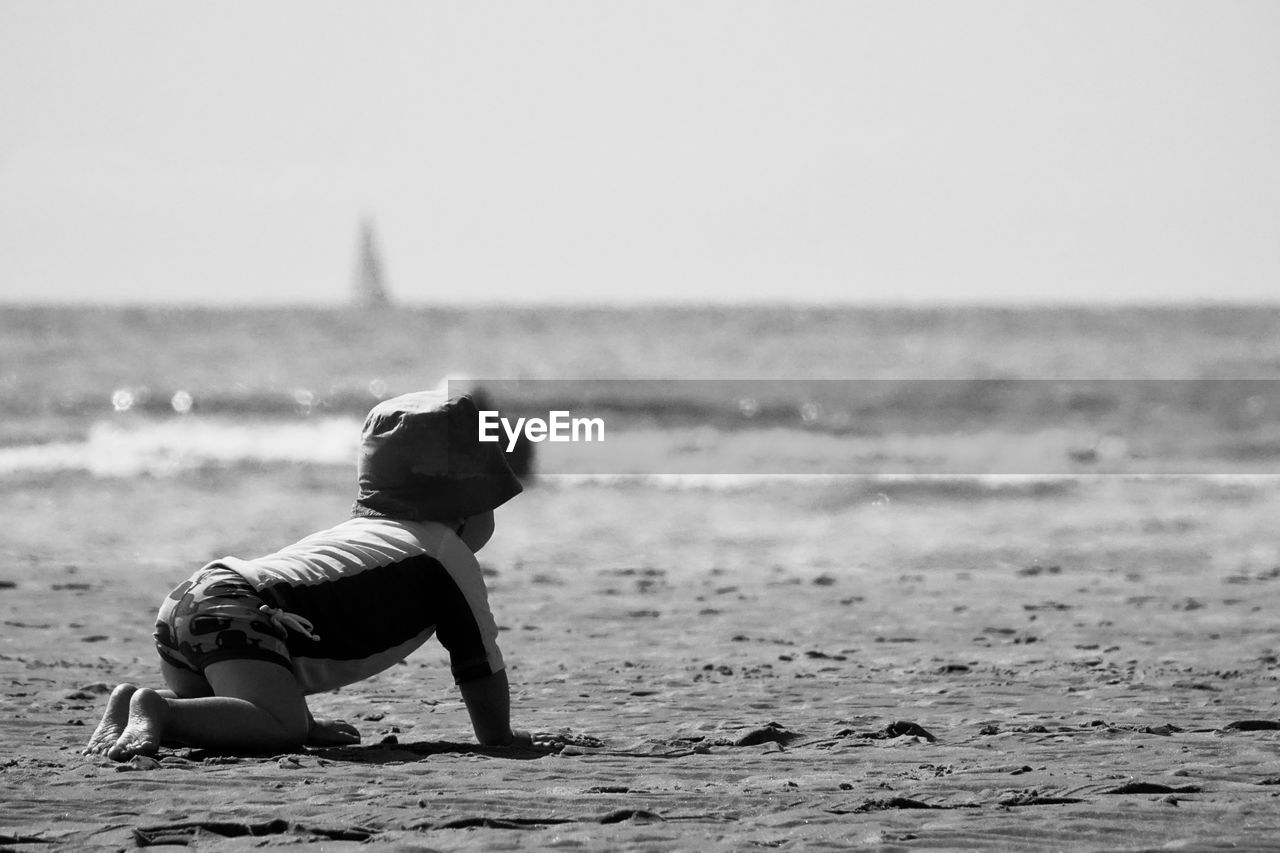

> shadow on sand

[
  {"left": 164, "top": 738, "right": 560, "bottom": 767},
  {"left": 308, "top": 738, "right": 558, "bottom": 763}
]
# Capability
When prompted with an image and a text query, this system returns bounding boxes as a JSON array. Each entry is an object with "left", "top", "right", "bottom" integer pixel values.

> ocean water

[{"left": 2, "top": 304, "right": 1279, "bottom": 479}]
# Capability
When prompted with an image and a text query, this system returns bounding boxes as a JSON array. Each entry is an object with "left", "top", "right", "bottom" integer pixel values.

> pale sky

[{"left": 1, "top": 1, "right": 1278, "bottom": 305}]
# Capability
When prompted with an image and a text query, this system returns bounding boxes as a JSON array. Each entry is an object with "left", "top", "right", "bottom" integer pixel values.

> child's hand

[
  {"left": 307, "top": 718, "right": 361, "bottom": 746},
  {"left": 506, "top": 729, "right": 598, "bottom": 750}
]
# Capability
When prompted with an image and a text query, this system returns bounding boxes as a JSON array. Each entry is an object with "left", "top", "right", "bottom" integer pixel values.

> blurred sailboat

[{"left": 353, "top": 218, "right": 391, "bottom": 307}]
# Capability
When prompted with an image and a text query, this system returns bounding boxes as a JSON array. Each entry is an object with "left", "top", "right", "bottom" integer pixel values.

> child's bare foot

[
  {"left": 106, "top": 687, "right": 169, "bottom": 762},
  {"left": 83, "top": 683, "right": 137, "bottom": 756},
  {"left": 307, "top": 718, "right": 361, "bottom": 746}
]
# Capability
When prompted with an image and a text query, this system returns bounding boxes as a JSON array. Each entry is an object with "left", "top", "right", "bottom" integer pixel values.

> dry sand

[{"left": 3, "top": 467, "right": 1280, "bottom": 851}]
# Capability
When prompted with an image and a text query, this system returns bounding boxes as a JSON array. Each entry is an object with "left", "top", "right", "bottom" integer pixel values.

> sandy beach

[
  {"left": 6, "top": 0, "right": 1280, "bottom": 843},
  {"left": 3, "top": 463, "right": 1279, "bottom": 851}
]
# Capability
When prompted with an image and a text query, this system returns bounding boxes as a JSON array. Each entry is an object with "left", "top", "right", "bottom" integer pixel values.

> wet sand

[{"left": 3, "top": 467, "right": 1280, "bottom": 850}]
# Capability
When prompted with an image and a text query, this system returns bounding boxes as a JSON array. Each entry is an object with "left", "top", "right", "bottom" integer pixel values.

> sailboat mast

[{"left": 354, "top": 218, "right": 391, "bottom": 307}]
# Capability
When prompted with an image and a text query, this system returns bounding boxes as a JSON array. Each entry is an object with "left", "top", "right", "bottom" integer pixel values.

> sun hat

[{"left": 351, "top": 390, "right": 523, "bottom": 522}]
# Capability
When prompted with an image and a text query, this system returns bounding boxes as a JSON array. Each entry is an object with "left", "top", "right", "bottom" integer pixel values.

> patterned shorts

[{"left": 154, "top": 565, "right": 293, "bottom": 676}]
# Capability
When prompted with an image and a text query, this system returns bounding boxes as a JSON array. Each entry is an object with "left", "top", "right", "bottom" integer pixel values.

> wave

[
  {"left": 17, "top": 378, "right": 1280, "bottom": 434},
  {"left": 4, "top": 412, "right": 1280, "bottom": 481},
  {"left": 0, "top": 417, "right": 361, "bottom": 478}
]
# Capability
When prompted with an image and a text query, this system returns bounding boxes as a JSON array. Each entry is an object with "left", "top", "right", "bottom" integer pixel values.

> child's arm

[{"left": 459, "top": 669, "right": 529, "bottom": 746}]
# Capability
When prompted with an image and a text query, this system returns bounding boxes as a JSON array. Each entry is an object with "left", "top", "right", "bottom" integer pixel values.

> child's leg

[
  {"left": 159, "top": 659, "right": 214, "bottom": 698},
  {"left": 84, "top": 661, "right": 217, "bottom": 755},
  {"left": 107, "top": 659, "right": 310, "bottom": 761}
]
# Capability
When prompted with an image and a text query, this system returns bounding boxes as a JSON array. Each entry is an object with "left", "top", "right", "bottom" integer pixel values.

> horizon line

[{"left": 4, "top": 297, "right": 1280, "bottom": 312}]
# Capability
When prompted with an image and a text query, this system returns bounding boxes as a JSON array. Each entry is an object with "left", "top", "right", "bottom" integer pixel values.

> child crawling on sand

[{"left": 86, "top": 390, "right": 545, "bottom": 760}]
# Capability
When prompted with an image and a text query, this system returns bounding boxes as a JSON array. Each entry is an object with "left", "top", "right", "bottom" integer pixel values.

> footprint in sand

[
  {"left": 1222, "top": 719, "right": 1280, "bottom": 732},
  {"left": 844, "top": 721, "right": 938, "bottom": 742}
]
